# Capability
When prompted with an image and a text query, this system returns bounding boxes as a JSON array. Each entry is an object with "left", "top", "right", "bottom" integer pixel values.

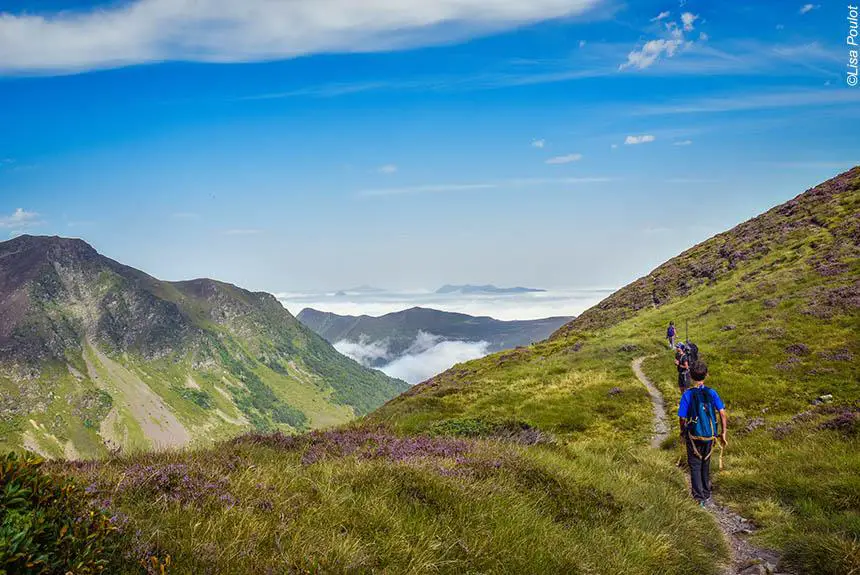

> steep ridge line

[{"left": 631, "top": 356, "right": 787, "bottom": 575}]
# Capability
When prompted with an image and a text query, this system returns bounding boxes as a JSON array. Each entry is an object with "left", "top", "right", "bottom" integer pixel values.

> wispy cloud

[
  {"left": 664, "top": 177, "right": 718, "bottom": 183},
  {"left": 637, "top": 89, "right": 858, "bottom": 115},
  {"left": 673, "top": 139, "right": 693, "bottom": 146},
  {"left": 651, "top": 11, "right": 670, "bottom": 21},
  {"left": 171, "top": 212, "right": 201, "bottom": 220},
  {"left": 377, "top": 164, "right": 398, "bottom": 175},
  {"left": 0, "top": 208, "right": 41, "bottom": 229},
  {"left": 545, "top": 153, "right": 583, "bottom": 164},
  {"left": 624, "top": 134, "right": 655, "bottom": 145},
  {"left": 0, "top": 208, "right": 42, "bottom": 236},
  {"left": 0, "top": 0, "right": 601, "bottom": 75},
  {"left": 223, "top": 228, "right": 264, "bottom": 236},
  {"left": 620, "top": 12, "right": 700, "bottom": 70},
  {"left": 67, "top": 220, "right": 96, "bottom": 228},
  {"left": 531, "top": 139, "right": 546, "bottom": 149},
  {"left": 799, "top": 4, "right": 819, "bottom": 14},
  {"left": 681, "top": 12, "right": 698, "bottom": 32},
  {"left": 359, "top": 176, "right": 611, "bottom": 197},
  {"left": 643, "top": 226, "right": 672, "bottom": 234},
  {"left": 359, "top": 183, "right": 496, "bottom": 198},
  {"left": 766, "top": 161, "right": 857, "bottom": 169}
]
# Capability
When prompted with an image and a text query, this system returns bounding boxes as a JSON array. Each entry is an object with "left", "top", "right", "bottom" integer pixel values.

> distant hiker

[
  {"left": 667, "top": 321, "right": 676, "bottom": 349},
  {"left": 678, "top": 360, "right": 727, "bottom": 506},
  {"left": 675, "top": 344, "right": 690, "bottom": 392}
]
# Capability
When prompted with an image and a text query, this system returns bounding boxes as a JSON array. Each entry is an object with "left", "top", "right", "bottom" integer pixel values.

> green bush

[{"left": 0, "top": 452, "right": 119, "bottom": 574}]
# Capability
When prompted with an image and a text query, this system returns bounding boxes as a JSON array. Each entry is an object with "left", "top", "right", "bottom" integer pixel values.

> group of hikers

[{"left": 666, "top": 321, "right": 728, "bottom": 507}]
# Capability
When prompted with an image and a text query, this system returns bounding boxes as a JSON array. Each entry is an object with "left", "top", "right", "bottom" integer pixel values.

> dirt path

[
  {"left": 632, "top": 356, "right": 669, "bottom": 448},
  {"left": 631, "top": 356, "right": 786, "bottom": 575}
]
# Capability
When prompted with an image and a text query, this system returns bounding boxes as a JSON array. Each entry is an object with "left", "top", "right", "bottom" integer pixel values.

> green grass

[
  {"left": 60, "top": 432, "right": 727, "bottom": 574},
  {"left": 6, "top": 168, "right": 857, "bottom": 573}
]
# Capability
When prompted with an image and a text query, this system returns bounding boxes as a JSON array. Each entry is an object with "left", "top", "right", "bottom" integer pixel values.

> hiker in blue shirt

[
  {"left": 667, "top": 321, "right": 676, "bottom": 349},
  {"left": 678, "top": 360, "right": 728, "bottom": 505}
]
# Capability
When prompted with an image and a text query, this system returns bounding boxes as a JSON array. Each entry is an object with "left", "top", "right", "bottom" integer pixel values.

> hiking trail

[{"left": 631, "top": 356, "right": 787, "bottom": 575}]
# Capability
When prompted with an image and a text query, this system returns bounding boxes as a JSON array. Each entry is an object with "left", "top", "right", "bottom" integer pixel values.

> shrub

[{"left": 0, "top": 452, "right": 120, "bottom": 574}]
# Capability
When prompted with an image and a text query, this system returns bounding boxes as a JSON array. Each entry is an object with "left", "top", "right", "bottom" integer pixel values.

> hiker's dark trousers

[{"left": 686, "top": 437, "right": 713, "bottom": 502}]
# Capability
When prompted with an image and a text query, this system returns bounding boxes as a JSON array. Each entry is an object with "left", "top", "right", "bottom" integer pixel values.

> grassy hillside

[
  {"left": 0, "top": 236, "right": 408, "bottom": 459},
  {"left": 374, "top": 166, "right": 860, "bottom": 573},
  {"left": 9, "top": 168, "right": 857, "bottom": 574}
]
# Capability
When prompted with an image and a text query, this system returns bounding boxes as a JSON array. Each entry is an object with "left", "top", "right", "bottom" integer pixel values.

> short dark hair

[{"left": 690, "top": 360, "right": 708, "bottom": 382}]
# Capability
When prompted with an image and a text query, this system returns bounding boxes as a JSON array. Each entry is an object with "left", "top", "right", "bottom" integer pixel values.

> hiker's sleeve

[
  {"left": 677, "top": 392, "right": 689, "bottom": 417},
  {"left": 711, "top": 389, "right": 725, "bottom": 410}
]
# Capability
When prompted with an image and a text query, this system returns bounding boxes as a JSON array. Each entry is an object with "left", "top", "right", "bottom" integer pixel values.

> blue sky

[{"left": 0, "top": 0, "right": 857, "bottom": 295}]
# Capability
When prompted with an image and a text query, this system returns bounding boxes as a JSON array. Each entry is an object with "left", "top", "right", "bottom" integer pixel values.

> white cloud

[
  {"left": 610, "top": 143, "right": 618, "bottom": 149},
  {"left": 673, "top": 139, "right": 693, "bottom": 146},
  {"left": 334, "top": 337, "right": 392, "bottom": 365},
  {"left": 545, "top": 153, "right": 583, "bottom": 164},
  {"left": 681, "top": 12, "right": 698, "bottom": 31},
  {"left": 223, "top": 228, "right": 264, "bottom": 236},
  {"left": 382, "top": 338, "right": 490, "bottom": 384},
  {"left": 619, "top": 38, "right": 684, "bottom": 70},
  {"left": 578, "top": 40, "right": 587, "bottom": 48},
  {"left": 799, "top": 4, "right": 819, "bottom": 14},
  {"left": 359, "top": 176, "right": 611, "bottom": 197},
  {"left": 776, "top": 24, "right": 785, "bottom": 30},
  {"left": 170, "top": 212, "right": 201, "bottom": 220},
  {"left": 651, "top": 11, "right": 671, "bottom": 21},
  {"left": 643, "top": 226, "right": 672, "bottom": 234},
  {"left": 531, "top": 138, "right": 546, "bottom": 148},
  {"left": 624, "top": 134, "right": 655, "bottom": 145},
  {"left": 336, "top": 331, "right": 490, "bottom": 384},
  {"left": 699, "top": 32, "right": 709, "bottom": 41},
  {"left": 377, "top": 164, "right": 398, "bottom": 175},
  {"left": 360, "top": 183, "right": 497, "bottom": 197},
  {"left": 0, "top": 0, "right": 601, "bottom": 74},
  {"left": 619, "top": 13, "right": 700, "bottom": 70},
  {"left": 0, "top": 208, "right": 41, "bottom": 230},
  {"left": 637, "top": 89, "right": 859, "bottom": 115}
]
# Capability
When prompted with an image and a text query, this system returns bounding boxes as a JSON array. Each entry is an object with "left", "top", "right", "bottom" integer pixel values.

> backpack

[
  {"left": 685, "top": 342, "right": 699, "bottom": 363},
  {"left": 685, "top": 387, "right": 719, "bottom": 441}
]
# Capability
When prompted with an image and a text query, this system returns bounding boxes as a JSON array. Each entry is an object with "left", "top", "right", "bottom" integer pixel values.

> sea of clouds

[
  {"left": 277, "top": 287, "right": 615, "bottom": 385},
  {"left": 334, "top": 332, "right": 490, "bottom": 385},
  {"left": 277, "top": 288, "right": 614, "bottom": 322}
]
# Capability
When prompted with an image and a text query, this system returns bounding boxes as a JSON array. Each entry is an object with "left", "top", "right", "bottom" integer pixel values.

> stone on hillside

[
  {"left": 607, "top": 387, "right": 622, "bottom": 397},
  {"left": 720, "top": 324, "right": 737, "bottom": 331},
  {"left": 785, "top": 343, "right": 810, "bottom": 356}
]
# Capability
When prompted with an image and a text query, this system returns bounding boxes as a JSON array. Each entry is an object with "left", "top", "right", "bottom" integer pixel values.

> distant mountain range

[
  {"left": 435, "top": 284, "right": 546, "bottom": 295},
  {"left": 0, "top": 235, "right": 407, "bottom": 458},
  {"left": 297, "top": 306, "right": 573, "bottom": 368}
]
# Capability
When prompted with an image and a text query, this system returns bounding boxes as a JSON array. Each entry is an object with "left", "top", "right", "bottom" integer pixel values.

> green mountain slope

[
  {"left": 297, "top": 306, "right": 573, "bottom": 365},
  {"left": 0, "top": 236, "right": 408, "bottom": 458},
  {"left": 34, "top": 168, "right": 858, "bottom": 574},
  {"left": 372, "top": 166, "right": 860, "bottom": 573}
]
